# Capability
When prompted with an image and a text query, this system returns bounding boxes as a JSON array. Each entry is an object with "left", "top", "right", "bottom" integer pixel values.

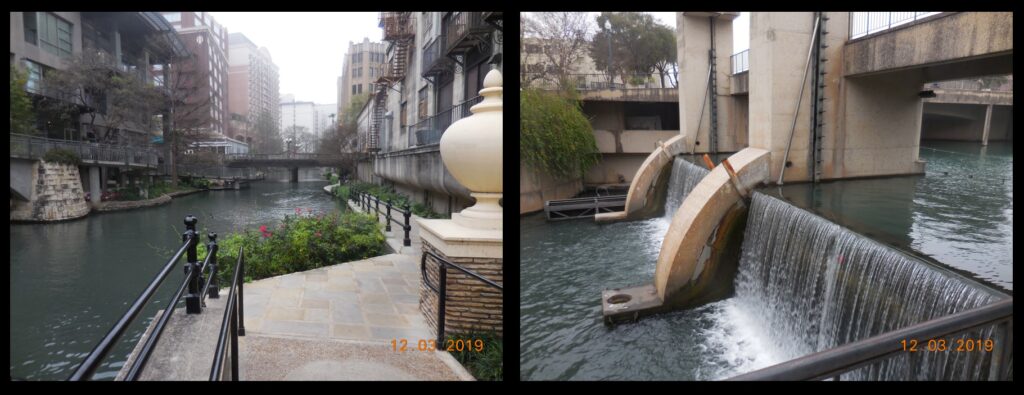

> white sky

[{"left": 208, "top": 12, "right": 381, "bottom": 106}]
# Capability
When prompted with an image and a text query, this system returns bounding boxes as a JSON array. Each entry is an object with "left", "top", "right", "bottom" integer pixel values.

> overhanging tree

[{"left": 521, "top": 12, "right": 592, "bottom": 90}]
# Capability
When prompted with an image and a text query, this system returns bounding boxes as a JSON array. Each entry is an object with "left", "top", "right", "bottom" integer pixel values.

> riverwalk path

[{"left": 126, "top": 194, "right": 472, "bottom": 380}]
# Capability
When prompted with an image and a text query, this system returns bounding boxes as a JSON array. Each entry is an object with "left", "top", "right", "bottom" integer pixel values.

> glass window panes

[
  {"left": 36, "top": 13, "right": 72, "bottom": 57},
  {"left": 24, "top": 60, "right": 42, "bottom": 93},
  {"left": 23, "top": 12, "right": 38, "bottom": 44},
  {"left": 162, "top": 12, "right": 181, "bottom": 23}
]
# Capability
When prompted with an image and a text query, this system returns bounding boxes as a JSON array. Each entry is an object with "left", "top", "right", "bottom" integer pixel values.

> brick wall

[
  {"left": 419, "top": 240, "right": 503, "bottom": 338},
  {"left": 10, "top": 161, "right": 90, "bottom": 222}
]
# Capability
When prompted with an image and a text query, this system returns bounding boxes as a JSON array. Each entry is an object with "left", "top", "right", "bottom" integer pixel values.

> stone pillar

[
  {"left": 418, "top": 69, "right": 503, "bottom": 338},
  {"left": 981, "top": 104, "right": 993, "bottom": 146},
  {"left": 676, "top": 12, "right": 737, "bottom": 153},
  {"left": 89, "top": 166, "right": 101, "bottom": 206}
]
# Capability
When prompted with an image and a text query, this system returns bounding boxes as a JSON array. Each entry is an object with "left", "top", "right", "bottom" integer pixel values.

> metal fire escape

[
  {"left": 708, "top": 16, "right": 719, "bottom": 154},
  {"left": 369, "top": 12, "right": 413, "bottom": 153}
]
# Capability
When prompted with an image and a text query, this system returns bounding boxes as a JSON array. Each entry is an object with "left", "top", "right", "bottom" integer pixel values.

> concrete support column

[
  {"left": 676, "top": 12, "right": 736, "bottom": 153},
  {"left": 89, "top": 166, "right": 101, "bottom": 206},
  {"left": 100, "top": 166, "right": 108, "bottom": 193},
  {"left": 981, "top": 104, "right": 993, "bottom": 146}
]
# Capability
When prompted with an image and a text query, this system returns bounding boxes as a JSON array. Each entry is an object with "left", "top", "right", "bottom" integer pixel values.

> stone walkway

[{"left": 234, "top": 199, "right": 471, "bottom": 380}]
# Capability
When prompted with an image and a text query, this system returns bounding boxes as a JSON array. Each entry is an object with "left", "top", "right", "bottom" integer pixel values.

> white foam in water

[{"left": 697, "top": 299, "right": 789, "bottom": 380}]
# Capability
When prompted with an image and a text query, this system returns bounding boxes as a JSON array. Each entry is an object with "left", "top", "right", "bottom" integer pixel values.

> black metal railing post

[
  {"left": 385, "top": 199, "right": 393, "bottom": 232},
  {"left": 207, "top": 232, "right": 219, "bottom": 299},
  {"left": 238, "top": 251, "right": 245, "bottom": 337},
  {"left": 436, "top": 259, "right": 448, "bottom": 345},
  {"left": 374, "top": 195, "right": 380, "bottom": 222},
  {"left": 402, "top": 203, "right": 412, "bottom": 247},
  {"left": 183, "top": 215, "right": 202, "bottom": 314}
]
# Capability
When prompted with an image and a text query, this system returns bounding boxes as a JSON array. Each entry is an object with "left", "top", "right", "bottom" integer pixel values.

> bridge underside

[{"left": 224, "top": 160, "right": 346, "bottom": 168}]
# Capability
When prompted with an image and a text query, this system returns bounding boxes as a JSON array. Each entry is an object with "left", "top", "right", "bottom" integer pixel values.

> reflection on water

[
  {"left": 10, "top": 181, "right": 342, "bottom": 380},
  {"left": 762, "top": 141, "right": 1012, "bottom": 291}
]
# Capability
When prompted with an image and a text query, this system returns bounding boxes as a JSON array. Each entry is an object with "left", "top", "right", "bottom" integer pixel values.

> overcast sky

[{"left": 208, "top": 12, "right": 381, "bottom": 106}]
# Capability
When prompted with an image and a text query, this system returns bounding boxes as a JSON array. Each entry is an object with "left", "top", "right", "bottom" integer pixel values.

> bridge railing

[
  {"left": 160, "top": 163, "right": 262, "bottom": 180},
  {"left": 10, "top": 133, "right": 159, "bottom": 168},
  {"left": 727, "top": 298, "right": 1013, "bottom": 381},
  {"left": 849, "top": 12, "right": 944, "bottom": 40},
  {"left": 420, "top": 249, "right": 503, "bottom": 345},
  {"left": 520, "top": 72, "right": 670, "bottom": 91},
  {"left": 410, "top": 95, "right": 482, "bottom": 147},
  {"left": 731, "top": 49, "right": 750, "bottom": 75},
  {"left": 69, "top": 215, "right": 243, "bottom": 381},
  {"left": 352, "top": 189, "right": 413, "bottom": 247},
  {"left": 224, "top": 153, "right": 338, "bottom": 161}
]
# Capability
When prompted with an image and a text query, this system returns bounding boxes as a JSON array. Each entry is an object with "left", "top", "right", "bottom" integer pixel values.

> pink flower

[
  {"left": 295, "top": 208, "right": 302, "bottom": 215},
  {"left": 315, "top": 232, "right": 322, "bottom": 238},
  {"left": 259, "top": 225, "right": 268, "bottom": 233}
]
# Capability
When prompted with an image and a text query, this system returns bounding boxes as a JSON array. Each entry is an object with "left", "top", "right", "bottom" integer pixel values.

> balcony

[
  {"left": 380, "top": 12, "right": 414, "bottom": 41},
  {"left": 444, "top": 12, "right": 492, "bottom": 56},
  {"left": 731, "top": 49, "right": 749, "bottom": 75},
  {"left": 421, "top": 36, "right": 451, "bottom": 78},
  {"left": 409, "top": 95, "right": 482, "bottom": 147}
]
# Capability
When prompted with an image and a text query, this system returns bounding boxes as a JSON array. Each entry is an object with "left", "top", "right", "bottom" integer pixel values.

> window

[
  {"left": 23, "top": 13, "right": 37, "bottom": 45},
  {"left": 352, "top": 84, "right": 358, "bottom": 95},
  {"left": 31, "top": 12, "right": 72, "bottom": 57},
  {"left": 423, "top": 12, "right": 433, "bottom": 35},
  {"left": 525, "top": 44, "right": 541, "bottom": 54},
  {"left": 162, "top": 12, "right": 181, "bottom": 23},
  {"left": 418, "top": 87, "right": 428, "bottom": 118},
  {"left": 400, "top": 101, "right": 407, "bottom": 129},
  {"left": 24, "top": 60, "right": 43, "bottom": 94}
]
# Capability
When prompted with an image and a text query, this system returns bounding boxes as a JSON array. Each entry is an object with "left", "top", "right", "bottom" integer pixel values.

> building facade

[
  {"left": 227, "top": 32, "right": 280, "bottom": 150},
  {"left": 10, "top": 12, "right": 187, "bottom": 146},
  {"left": 160, "top": 11, "right": 229, "bottom": 137},
  {"left": 356, "top": 11, "right": 503, "bottom": 215},
  {"left": 338, "top": 37, "right": 386, "bottom": 122}
]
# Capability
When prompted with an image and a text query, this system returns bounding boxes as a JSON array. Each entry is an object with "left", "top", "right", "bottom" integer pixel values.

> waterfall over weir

[
  {"left": 663, "top": 157, "right": 710, "bottom": 219},
  {"left": 734, "top": 192, "right": 1005, "bottom": 380}
]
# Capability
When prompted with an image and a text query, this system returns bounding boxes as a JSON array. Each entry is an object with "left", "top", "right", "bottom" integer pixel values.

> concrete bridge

[{"left": 224, "top": 153, "right": 358, "bottom": 182}]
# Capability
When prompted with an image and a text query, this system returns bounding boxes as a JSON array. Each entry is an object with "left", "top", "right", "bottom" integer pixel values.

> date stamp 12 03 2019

[
  {"left": 900, "top": 338, "right": 996, "bottom": 353},
  {"left": 391, "top": 338, "right": 486, "bottom": 352}
]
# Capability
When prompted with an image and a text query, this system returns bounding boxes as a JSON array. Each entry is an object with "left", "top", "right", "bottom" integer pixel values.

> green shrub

[
  {"left": 42, "top": 148, "right": 81, "bottom": 166},
  {"left": 198, "top": 210, "right": 385, "bottom": 286},
  {"left": 520, "top": 88, "right": 599, "bottom": 179},
  {"left": 180, "top": 177, "right": 211, "bottom": 189},
  {"left": 446, "top": 332, "right": 502, "bottom": 381},
  {"left": 330, "top": 174, "right": 340, "bottom": 184},
  {"left": 341, "top": 181, "right": 447, "bottom": 219}
]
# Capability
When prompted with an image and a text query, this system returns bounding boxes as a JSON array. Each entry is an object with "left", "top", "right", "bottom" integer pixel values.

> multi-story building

[
  {"left": 279, "top": 99, "right": 337, "bottom": 152},
  {"left": 227, "top": 32, "right": 280, "bottom": 150},
  {"left": 337, "top": 37, "right": 386, "bottom": 121},
  {"left": 10, "top": 12, "right": 188, "bottom": 145},
  {"left": 159, "top": 12, "right": 230, "bottom": 138},
  {"left": 355, "top": 11, "right": 502, "bottom": 215},
  {"left": 337, "top": 38, "right": 385, "bottom": 122}
]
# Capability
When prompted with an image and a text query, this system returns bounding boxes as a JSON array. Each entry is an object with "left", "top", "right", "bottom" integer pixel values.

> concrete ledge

[{"left": 94, "top": 194, "right": 173, "bottom": 212}]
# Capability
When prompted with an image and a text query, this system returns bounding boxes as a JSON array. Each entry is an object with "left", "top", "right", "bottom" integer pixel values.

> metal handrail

[
  {"left": 410, "top": 95, "right": 482, "bottom": 147},
  {"left": 731, "top": 49, "right": 750, "bottom": 74},
  {"left": 849, "top": 12, "right": 944, "bottom": 40},
  {"left": 10, "top": 133, "right": 159, "bottom": 168},
  {"left": 352, "top": 189, "right": 412, "bottom": 247},
  {"left": 210, "top": 246, "right": 245, "bottom": 381},
  {"left": 520, "top": 72, "right": 668, "bottom": 91},
  {"left": 68, "top": 235, "right": 192, "bottom": 380},
  {"left": 420, "top": 249, "right": 503, "bottom": 345},
  {"left": 727, "top": 298, "right": 1013, "bottom": 381}
]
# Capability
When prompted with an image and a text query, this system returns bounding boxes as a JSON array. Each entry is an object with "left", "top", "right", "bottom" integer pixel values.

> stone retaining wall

[
  {"left": 419, "top": 240, "right": 503, "bottom": 337},
  {"left": 10, "top": 161, "right": 90, "bottom": 222},
  {"left": 94, "top": 194, "right": 172, "bottom": 212}
]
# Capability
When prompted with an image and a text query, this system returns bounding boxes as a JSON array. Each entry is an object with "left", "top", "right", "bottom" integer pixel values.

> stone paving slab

[{"left": 239, "top": 334, "right": 472, "bottom": 381}]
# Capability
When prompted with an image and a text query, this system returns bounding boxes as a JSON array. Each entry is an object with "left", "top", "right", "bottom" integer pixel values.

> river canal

[{"left": 10, "top": 176, "right": 341, "bottom": 380}]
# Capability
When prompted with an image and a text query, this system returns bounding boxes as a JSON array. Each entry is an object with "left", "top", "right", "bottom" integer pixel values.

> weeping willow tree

[{"left": 520, "top": 88, "right": 599, "bottom": 179}]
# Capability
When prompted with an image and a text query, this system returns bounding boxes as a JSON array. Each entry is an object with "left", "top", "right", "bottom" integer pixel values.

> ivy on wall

[{"left": 520, "top": 88, "right": 600, "bottom": 180}]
